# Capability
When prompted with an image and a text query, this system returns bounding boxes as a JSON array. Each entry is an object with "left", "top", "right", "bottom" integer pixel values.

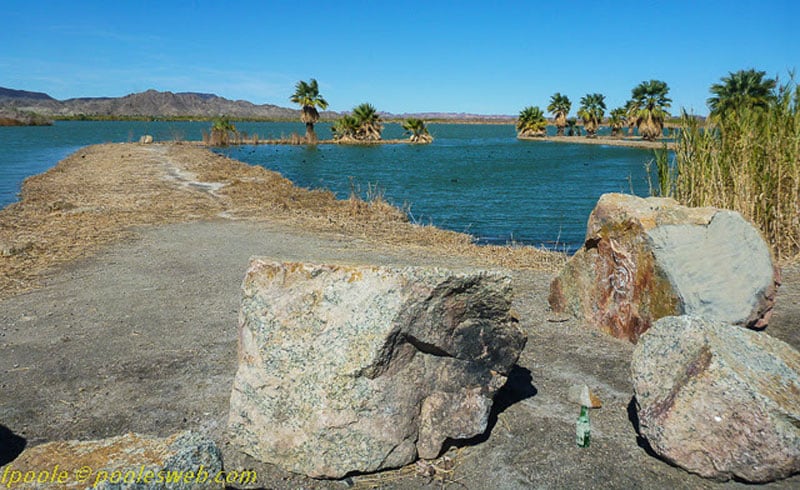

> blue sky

[{"left": 1, "top": 1, "right": 796, "bottom": 116}]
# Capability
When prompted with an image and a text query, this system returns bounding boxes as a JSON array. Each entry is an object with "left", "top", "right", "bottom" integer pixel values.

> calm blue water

[
  {"left": 0, "top": 121, "right": 657, "bottom": 252},
  {"left": 221, "top": 123, "right": 655, "bottom": 251}
]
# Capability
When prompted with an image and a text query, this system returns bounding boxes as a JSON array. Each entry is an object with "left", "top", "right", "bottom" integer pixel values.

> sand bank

[{"left": 519, "top": 135, "right": 675, "bottom": 150}]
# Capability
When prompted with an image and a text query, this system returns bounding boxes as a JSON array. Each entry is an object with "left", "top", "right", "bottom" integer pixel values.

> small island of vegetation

[{"left": 201, "top": 79, "right": 434, "bottom": 147}]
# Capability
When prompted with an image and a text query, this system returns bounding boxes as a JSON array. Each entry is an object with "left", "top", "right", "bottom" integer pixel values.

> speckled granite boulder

[
  {"left": 228, "top": 260, "right": 526, "bottom": 478},
  {"left": 632, "top": 315, "right": 800, "bottom": 482},
  {"left": 0, "top": 431, "right": 223, "bottom": 489},
  {"left": 549, "top": 193, "right": 779, "bottom": 342}
]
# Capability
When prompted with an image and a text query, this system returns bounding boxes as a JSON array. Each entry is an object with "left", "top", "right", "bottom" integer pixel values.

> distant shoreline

[
  {"left": 203, "top": 134, "right": 674, "bottom": 150},
  {"left": 196, "top": 138, "right": 431, "bottom": 146},
  {"left": 519, "top": 134, "right": 675, "bottom": 150}
]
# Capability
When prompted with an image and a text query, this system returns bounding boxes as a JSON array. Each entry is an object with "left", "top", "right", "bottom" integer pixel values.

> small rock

[
  {"left": 632, "top": 315, "right": 800, "bottom": 482},
  {"left": 549, "top": 193, "right": 779, "bottom": 342},
  {"left": 228, "top": 260, "right": 526, "bottom": 478},
  {"left": 567, "top": 384, "right": 602, "bottom": 408},
  {"left": 1, "top": 431, "right": 222, "bottom": 489}
]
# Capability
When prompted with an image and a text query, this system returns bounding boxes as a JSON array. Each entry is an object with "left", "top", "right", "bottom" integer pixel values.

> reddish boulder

[{"left": 549, "top": 193, "right": 779, "bottom": 342}]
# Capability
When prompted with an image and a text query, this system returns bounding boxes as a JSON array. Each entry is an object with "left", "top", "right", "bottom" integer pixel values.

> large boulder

[
  {"left": 0, "top": 431, "right": 223, "bottom": 489},
  {"left": 228, "top": 260, "right": 526, "bottom": 479},
  {"left": 549, "top": 193, "right": 779, "bottom": 342},
  {"left": 631, "top": 315, "right": 800, "bottom": 482}
]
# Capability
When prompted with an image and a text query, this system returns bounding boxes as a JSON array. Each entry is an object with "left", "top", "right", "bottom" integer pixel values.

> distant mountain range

[
  {"left": 0, "top": 87, "right": 299, "bottom": 120},
  {"left": 0, "top": 87, "right": 513, "bottom": 122}
]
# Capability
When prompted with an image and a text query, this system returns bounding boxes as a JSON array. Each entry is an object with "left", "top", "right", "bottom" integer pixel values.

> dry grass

[{"left": 0, "top": 142, "right": 563, "bottom": 298}]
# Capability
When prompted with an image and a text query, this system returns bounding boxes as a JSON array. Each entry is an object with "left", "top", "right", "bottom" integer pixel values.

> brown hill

[
  {"left": 0, "top": 86, "right": 513, "bottom": 122},
  {"left": 0, "top": 87, "right": 299, "bottom": 120}
]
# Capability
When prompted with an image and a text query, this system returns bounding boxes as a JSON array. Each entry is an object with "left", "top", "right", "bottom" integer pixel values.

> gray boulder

[
  {"left": 632, "top": 315, "right": 800, "bottom": 482},
  {"left": 228, "top": 260, "right": 526, "bottom": 478},
  {"left": 0, "top": 431, "right": 224, "bottom": 489},
  {"left": 549, "top": 193, "right": 780, "bottom": 342}
]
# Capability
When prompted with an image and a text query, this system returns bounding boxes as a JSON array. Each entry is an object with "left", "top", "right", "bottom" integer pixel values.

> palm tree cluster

[
  {"left": 293, "top": 71, "right": 779, "bottom": 147},
  {"left": 516, "top": 106, "right": 548, "bottom": 137},
  {"left": 332, "top": 103, "right": 384, "bottom": 142},
  {"left": 402, "top": 118, "right": 432, "bottom": 143},
  {"left": 625, "top": 80, "right": 672, "bottom": 141},
  {"left": 518, "top": 80, "right": 674, "bottom": 141},
  {"left": 291, "top": 79, "right": 432, "bottom": 144}
]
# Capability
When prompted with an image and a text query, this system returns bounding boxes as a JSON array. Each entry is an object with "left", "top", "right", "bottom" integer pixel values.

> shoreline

[
  {"left": 519, "top": 134, "right": 675, "bottom": 150},
  {"left": 201, "top": 134, "right": 673, "bottom": 150},
  {"left": 0, "top": 142, "right": 563, "bottom": 299},
  {"left": 199, "top": 138, "right": 431, "bottom": 146}
]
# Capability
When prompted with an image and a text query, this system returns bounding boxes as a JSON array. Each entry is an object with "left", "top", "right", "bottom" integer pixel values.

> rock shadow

[
  {"left": 626, "top": 396, "right": 659, "bottom": 459},
  {"left": 0, "top": 424, "right": 26, "bottom": 465},
  {"left": 443, "top": 364, "right": 538, "bottom": 450}
]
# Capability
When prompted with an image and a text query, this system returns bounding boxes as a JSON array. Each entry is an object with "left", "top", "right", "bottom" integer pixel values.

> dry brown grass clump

[{"left": 0, "top": 142, "right": 563, "bottom": 298}]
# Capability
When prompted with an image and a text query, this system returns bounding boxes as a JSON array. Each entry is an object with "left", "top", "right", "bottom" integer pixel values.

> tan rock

[
  {"left": 567, "top": 384, "right": 602, "bottom": 408},
  {"left": 632, "top": 315, "right": 800, "bottom": 482},
  {"left": 0, "top": 431, "right": 222, "bottom": 489},
  {"left": 228, "top": 260, "right": 526, "bottom": 478}
]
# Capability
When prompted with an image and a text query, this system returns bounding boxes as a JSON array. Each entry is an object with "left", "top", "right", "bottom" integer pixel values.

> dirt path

[{"left": 1, "top": 143, "right": 798, "bottom": 488}]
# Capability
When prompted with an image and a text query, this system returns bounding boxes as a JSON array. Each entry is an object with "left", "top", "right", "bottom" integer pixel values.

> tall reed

[{"left": 667, "top": 81, "right": 800, "bottom": 261}]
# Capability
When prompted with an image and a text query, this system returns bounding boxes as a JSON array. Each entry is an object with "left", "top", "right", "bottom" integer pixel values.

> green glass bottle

[{"left": 576, "top": 405, "right": 591, "bottom": 447}]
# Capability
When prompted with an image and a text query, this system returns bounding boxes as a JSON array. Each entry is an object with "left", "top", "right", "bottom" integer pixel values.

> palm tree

[
  {"left": 577, "top": 93, "right": 606, "bottom": 138},
  {"left": 402, "top": 118, "right": 432, "bottom": 143},
  {"left": 289, "top": 78, "right": 328, "bottom": 143},
  {"left": 628, "top": 80, "right": 672, "bottom": 141},
  {"left": 624, "top": 99, "right": 638, "bottom": 136},
  {"left": 547, "top": 93, "right": 571, "bottom": 136},
  {"left": 208, "top": 116, "right": 237, "bottom": 146},
  {"left": 352, "top": 103, "right": 383, "bottom": 140},
  {"left": 608, "top": 108, "right": 627, "bottom": 138},
  {"left": 516, "top": 106, "right": 547, "bottom": 138},
  {"left": 331, "top": 114, "right": 360, "bottom": 141},
  {"left": 566, "top": 118, "right": 577, "bottom": 136},
  {"left": 708, "top": 68, "right": 777, "bottom": 119}
]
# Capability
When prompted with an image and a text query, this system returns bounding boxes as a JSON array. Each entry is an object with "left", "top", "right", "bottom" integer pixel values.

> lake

[{"left": 0, "top": 121, "right": 657, "bottom": 252}]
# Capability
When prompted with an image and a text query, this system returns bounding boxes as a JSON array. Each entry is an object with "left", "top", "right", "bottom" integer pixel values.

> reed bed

[{"left": 665, "top": 83, "right": 800, "bottom": 262}]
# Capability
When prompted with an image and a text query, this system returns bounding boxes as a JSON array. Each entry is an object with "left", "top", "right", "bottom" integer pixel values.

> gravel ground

[{"left": 1, "top": 219, "right": 798, "bottom": 489}]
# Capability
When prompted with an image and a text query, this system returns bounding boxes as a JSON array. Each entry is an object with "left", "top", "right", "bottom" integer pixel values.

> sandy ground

[
  {"left": 0, "top": 143, "right": 798, "bottom": 489},
  {"left": 520, "top": 134, "right": 675, "bottom": 150}
]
